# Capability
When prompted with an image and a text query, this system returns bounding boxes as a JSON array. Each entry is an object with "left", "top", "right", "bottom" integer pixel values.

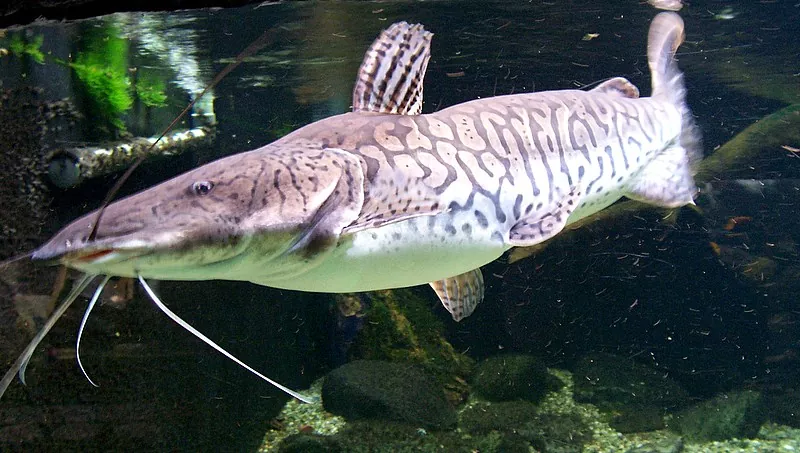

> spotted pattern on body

[{"left": 284, "top": 88, "right": 681, "bottom": 248}]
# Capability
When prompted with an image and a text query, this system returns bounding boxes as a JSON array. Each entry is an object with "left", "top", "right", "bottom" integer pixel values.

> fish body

[
  {"left": 258, "top": 88, "right": 684, "bottom": 293},
  {"left": 0, "top": 13, "right": 702, "bottom": 402},
  {"left": 34, "top": 13, "right": 700, "bottom": 321}
]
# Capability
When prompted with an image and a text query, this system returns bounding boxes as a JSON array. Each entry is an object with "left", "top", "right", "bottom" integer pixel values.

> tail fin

[
  {"left": 647, "top": 12, "right": 703, "bottom": 170},
  {"left": 624, "top": 13, "right": 702, "bottom": 208}
]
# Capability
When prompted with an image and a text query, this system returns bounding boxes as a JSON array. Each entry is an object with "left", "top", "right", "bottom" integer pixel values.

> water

[{"left": 1, "top": 0, "right": 799, "bottom": 450}]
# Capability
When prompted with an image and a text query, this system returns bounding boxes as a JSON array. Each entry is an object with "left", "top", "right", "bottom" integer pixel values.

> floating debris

[
  {"left": 46, "top": 126, "right": 215, "bottom": 188},
  {"left": 647, "top": 0, "right": 683, "bottom": 12}
]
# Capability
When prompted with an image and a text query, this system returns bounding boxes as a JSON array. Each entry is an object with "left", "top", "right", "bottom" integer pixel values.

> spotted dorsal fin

[
  {"left": 591, "top": 77, "right": 640, "bottom": 98},
  {"left": 430, "top": 269, "right": 484, "bottom": 322},
  {"left": 352, "top": 22, "right": 432, "bottom": 115}
]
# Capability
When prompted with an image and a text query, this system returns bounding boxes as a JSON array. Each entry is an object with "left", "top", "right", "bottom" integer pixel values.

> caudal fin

[{"left": 647, "top": 12, "right": 703, "bottom": 170}]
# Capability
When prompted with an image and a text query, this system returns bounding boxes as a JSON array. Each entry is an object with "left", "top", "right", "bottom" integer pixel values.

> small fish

[
  {"left": 723, "top": 215, "right": 752, "bottom": 231},
  {"left": 2, "top": 13, "right": 701, "bottom": 402},
  {"left": 712, "top": 7, "right": 739, "bottom": 20}
]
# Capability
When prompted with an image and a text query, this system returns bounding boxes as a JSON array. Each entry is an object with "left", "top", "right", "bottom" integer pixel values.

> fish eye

[{"left": 191, "top": 180, "right": 214, "bottom": 196}]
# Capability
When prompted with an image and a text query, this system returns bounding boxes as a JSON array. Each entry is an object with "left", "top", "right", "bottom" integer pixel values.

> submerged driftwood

[
  {"left": 46, "top": 126, "right": 215, "bottom": 188},
  {"left": 510, "top": 103, "right": 800, "bottom": 263}
]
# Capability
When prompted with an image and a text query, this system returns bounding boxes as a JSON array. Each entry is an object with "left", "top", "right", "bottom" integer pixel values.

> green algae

[
  {"left": 68, "top": 22, "right": 169, "bottom": 134},
  {"left": 134, "top": 71, "right": 168, "bottom": 108},
  {"left": 348, "top": 289, "right": 474, "bottom": 404},
  {"left": 69, "top": 23, "right": 132, "bottom": 133},
  {"left": 8, "top": 33, "right": 45, "bottom": 64}
]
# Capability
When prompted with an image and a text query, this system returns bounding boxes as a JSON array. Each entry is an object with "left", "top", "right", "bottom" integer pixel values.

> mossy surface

[
  {"left": 459, "top": 400, "right": 540, "bottom": 433},
  {"left": 472, "top": 354, "right": 564, "bottom": 403},
  {"left": 321, "top": 360, "right": 456, "bottom": 430},
  {"left": 349, "top": 289, "right": 474, "bottom": 403},
  {"left": 668, "top": 390, "right": 766, "bottom": 442}
]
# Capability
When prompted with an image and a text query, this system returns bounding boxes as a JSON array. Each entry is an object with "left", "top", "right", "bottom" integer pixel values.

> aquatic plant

[
  {"left": 69, "top": 23, "right": 132, "bottom": 132},
  {"left": 8, "top": 33, "right": 45, "bottom": 64},
  {"left": 134, "top": 71, "right": 168, "bottom": 108}
]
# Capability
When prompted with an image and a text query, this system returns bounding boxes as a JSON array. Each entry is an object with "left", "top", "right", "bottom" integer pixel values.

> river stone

[
  {"left": 459, "top": 400, "right": 540, "bottom": 433},
  {"left": 277, "top": 433, "right": 343, "bottom": 453},
  {"left": 764, "top": 388, "right": 800, "bottom": 428},
  {"left": 573, "top": 352, "right": 690, "bottom": 410},
  {"left": 610, "top": 405, "right": 666, "bottom": 433},
  {"left": 472, "top": 354, "right": 563, "bottom": 403},
  {"left": 321, "top": 360, "right": 456, "bottom": 429},
  {"left": 667, "top": 390, "right": 766, "bottom": 442}
]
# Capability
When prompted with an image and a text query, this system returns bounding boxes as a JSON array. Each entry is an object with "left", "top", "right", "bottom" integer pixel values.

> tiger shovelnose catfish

[{"left": 3, "top": 12, "right": 701, "bottom": 401}]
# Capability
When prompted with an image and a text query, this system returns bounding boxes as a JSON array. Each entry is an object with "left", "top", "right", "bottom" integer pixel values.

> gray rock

[
  {"left": 321, "top": 360, "right": 456, "bottom": 429},
  {"left": 459, "top": 400, "right": 540, "bottom": 433},
  {"left": 472, "top": 354, "right": 563, "bottom": 403},
  {"left": 573, "top": 352, "right": 690, "bottom": 410},
  {"left": 610, "top": 405, "right": 666, "bottom": 433},
  {"left": 764, "top": 388, "right": 800, "bottom": 428},
  {"left": 667, "top": 390, "right": 766, "bottom": 442},
  {"left": 625, "top": 435, "right": 684, "bottom": 453},
  {"left": 277, "top": 433, "right": 343, "bottom": 453},
  {"left": 519, "top": 413, "right": 593, "bottom": 453}
]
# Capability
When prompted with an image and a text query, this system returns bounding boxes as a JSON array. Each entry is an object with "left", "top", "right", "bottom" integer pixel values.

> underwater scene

[{"left": 1, "top": 0, "right": 799, "bottom": 451}]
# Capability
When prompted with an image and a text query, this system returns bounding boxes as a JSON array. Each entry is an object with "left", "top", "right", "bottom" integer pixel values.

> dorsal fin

[
  {"left": 352, "top": 22, "right": 432, "bottom": 115},
  {"left": 591, "top": 77, "right": 640, "bottom": 98}
]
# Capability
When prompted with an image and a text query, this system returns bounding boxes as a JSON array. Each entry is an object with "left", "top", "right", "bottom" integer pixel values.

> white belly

[{"left": 257, "top": 210, "right": 509, "bottom": 292}]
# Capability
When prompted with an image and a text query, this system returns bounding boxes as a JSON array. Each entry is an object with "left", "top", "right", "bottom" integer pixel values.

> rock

[
  {"left": 625, "top": 435, "right": 684, "bottom": 453},
  {"left": 459, "top": 400, "right": 540, "bottom": 433},
  {"left": 519, "top": 413, "right": 593, "bottom": 453},
  {"left": 573, "top": 352, "right": 690, "bottom": 411},
  {"left": 321, "top": 360, "right": 456, "bottom": 429},
  {"left": 496, "top": 432, "right": 533, "bottom": 453},
  {"left": 276, "top": 433, "right": 343, "bottom": 453},
  {"left": 667, "top": 390, "right": 766, "bottom": 442},
  {"left": 764, "top": 388, "right": 800, "bottom": 428},
  {"left": 610, "top": 405, "right": 666, "bottom": 433},
  {"left": 460, "top": 400, "right": 591, "bottom": 453},
  {"left": 348, "top": 289, "right": 474, "bottom": 405},
  {"left": 472, "top": 354, "right": 563, "bottom": 403}
]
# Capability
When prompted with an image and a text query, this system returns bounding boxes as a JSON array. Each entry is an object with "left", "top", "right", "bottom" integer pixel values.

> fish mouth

[
  {"left": 32, "top": 240, "right": 150, "bottom": 266},
  {"left": 71, "top": 248, "right": 116, "bottom": 262},
  {"left": 65, "top": 247, "right": 133, "bottom": 265}
]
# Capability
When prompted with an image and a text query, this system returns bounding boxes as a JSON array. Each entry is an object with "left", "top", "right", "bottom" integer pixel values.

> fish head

[{"left": 32, "top": 145, "right": 366, "bottom": 280}]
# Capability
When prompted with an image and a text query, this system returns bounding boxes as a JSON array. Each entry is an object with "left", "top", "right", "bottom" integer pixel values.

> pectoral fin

[
  {"left": 430, "top": 268, "right": 484, "bottom": 322},
  {"left": 507, "top": 188, "right": 582, "bottom": 247},
  {"left": 285, "top": 149, "right": 366, "bottom": 257}
]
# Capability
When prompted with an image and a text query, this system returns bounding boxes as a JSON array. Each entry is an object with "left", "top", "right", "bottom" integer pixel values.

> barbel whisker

[
  {"left": 137, "top": 275, "right": 317, "bottom": 404},
  {"left": 0, "top": 273, "right": 98, "bottom": 399},
  {"left": 76, "top": 275, "right": 112, "bottom": 388}
]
